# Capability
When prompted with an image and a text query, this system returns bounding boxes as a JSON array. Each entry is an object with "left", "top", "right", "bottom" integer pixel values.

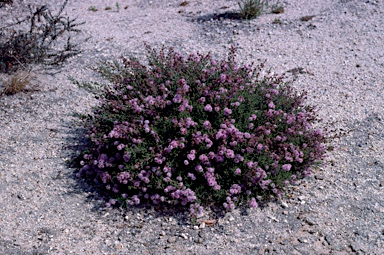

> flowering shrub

[{"left": 76, "top": 45, "right": 327, "bottom": 217}]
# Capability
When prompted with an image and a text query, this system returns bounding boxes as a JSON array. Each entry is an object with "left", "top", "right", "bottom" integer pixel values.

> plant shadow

[{"left": 194, "top": 11, "right": 244, "bottom": 22}]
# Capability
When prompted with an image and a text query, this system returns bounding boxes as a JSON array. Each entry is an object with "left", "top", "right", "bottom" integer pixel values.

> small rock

[
  {"left": 349, "top": 242, "right": 363, "bottom": 252},
  {"left": 305, "top": 217, "right": 317, "bottom": 226},
  {"left": 315, "top": 174, "right": 325, "bottom": 180},
  {"left": 228, "top": 216, "right": 235, "bottom": 222},
  {"left": 325, "top": 234, "right": 334, "bottom": 246},
  {"left": 193, "top": 225, "right": 199, "bottom": 230},
  {"left": 180, "top": 233, "right": 188, "bottom": 240},
  {"left": 167, "top": 236, "right": 177, "bottom": 243},
  {"left": 298, "top": 237, "right": 308, "bottom": 243},
  {"left": 160, "top": 231, "right": 165, "bottom": 236},
  {"left": 268, "top": 215, "right": 280, "bottom": 222},
  {"left": 194, "top": 237, "right": 203, "bottom": 244},
  {"left": 232, "top": 238, "right": 239, "bottom": 243},
  {"left": 281, "top": 201, "right": 289, "bottom": 208},
  {"left": 199, "top": 222, "right": 206, "bottom": 229},
  {"left": 380, "top": 180, "right": 384, "bottom": 187}
]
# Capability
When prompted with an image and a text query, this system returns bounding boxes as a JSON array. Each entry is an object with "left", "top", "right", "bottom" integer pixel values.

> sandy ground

[{"left": 0, "top": 0, "right": 384, "bottom": 254}]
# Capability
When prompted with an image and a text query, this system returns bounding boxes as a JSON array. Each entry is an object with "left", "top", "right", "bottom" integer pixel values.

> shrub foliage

[
  {"left": 238, "top": 0, "right": 267, "bottom": 20},
  {"left": 76, "top": 45, "right": 326, "bottom": 217}
]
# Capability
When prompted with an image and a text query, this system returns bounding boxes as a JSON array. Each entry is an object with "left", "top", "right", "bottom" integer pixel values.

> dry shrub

[
  {"left": 0, "top": 0, "right": 86, "bottom": 74},
  {"left": 0, "top": 69, "right": 32, "bottom": 96}
]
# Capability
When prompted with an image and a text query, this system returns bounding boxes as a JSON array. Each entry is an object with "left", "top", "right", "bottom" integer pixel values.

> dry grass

[{"left": 0, "top": 70, "right": 32, "bottom": 96}]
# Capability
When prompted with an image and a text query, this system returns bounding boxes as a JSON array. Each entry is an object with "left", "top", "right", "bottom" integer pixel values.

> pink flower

[
  {"left": 195, "top": 165, "right": 203, "bottom": 172},
  {"left": 249, "top": 197, "right": 258, "bottom": 208},
  {"left": 204, "top": 104, "right": 213, "bottom": 112},
  {"left": 123, "top": 154, "right": 131, "bottom": 162},
  {"left": 225, "top": 149, "right": 235, "bottom": 158},
  {"left": 249, "top": 114, "right": 257, "bottom": 121},
  {"left": 173, "top": 94, "right": 182, "bottom": 103},
  {"left": 185, "top": 117, "right": 196, "bottom": 128},
  {"left": 234, "top": 168, "right": 241, "bottom": 175},
  {"left": 199, "top": 154, "right": 209, "bottom": 162},
  {"left": 203, "top": 120, "right": 211, "bottom": 129},
  {"left": 170, "top": 140, "right": 179, "bottom": 148},
  {"left": 206, "top": 140, "right": 213, "bottom": 148},
  {"left": 282, "top": 164, "right": 292, "bottom": 171},
  {"left": 180, "top": 128, "right": 187, "bottom": 135},
  {"left": 224, "top": 107, "right": 232, "bottom": 116},
  {"left": 187, "top": 153, "right": 195, "bottom": 161},
  {"left": 230, "top": 184, "right": 241, "bottom": 194},
  {"left": 117, "top": 143, "right": 125, "bottom": 150},
  {"left": 220, "top": 73, "right": 226, "bottom": 83},
  {"left": 187, "top": 172, "right": 196, "bottom": 180},
  {"left": 215, "top": 155, "right": 224, "bottom": 162}
]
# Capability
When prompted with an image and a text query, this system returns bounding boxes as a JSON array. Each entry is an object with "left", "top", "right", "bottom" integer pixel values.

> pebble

[
  {"left": 298, "top": 237, "right": 308, "bottom": 243},
  {"left": 194, "top": 237, "right": 203, "bottom": 244},
  {"left": 167, "top": 236, "right": 177, "bottom": 243},
  {"left": 305, "top": 217, "right": 317, "bottom": 226},
  {"left": 268, "top": 215, "right": 280, "bottom": 222},
  {"left": 281, "top": 201, "right": 289, "bottom": 208}
]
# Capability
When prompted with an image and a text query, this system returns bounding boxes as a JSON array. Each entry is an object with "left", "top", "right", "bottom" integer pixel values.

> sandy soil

[{"left": 0, "top": 0, "right": 384, "bottom": 254}]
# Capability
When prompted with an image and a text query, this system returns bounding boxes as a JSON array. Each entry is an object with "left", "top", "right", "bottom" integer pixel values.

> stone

[{"left": 167, "top": 236, "right": 177, "bottom": 243}]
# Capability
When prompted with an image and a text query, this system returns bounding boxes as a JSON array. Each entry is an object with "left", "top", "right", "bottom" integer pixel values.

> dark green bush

[{"left": 76, "top": 45, "right": 327, "bottom": 217}]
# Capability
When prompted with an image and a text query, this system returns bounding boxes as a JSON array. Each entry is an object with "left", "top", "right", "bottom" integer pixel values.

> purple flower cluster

[{"left": 77, "top": 45, "right": 327, "bottom": 218}]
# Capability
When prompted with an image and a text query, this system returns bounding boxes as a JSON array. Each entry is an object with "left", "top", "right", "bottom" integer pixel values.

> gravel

[{"left": 1, "top": 0, "right": 383, "bottom": 254}]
